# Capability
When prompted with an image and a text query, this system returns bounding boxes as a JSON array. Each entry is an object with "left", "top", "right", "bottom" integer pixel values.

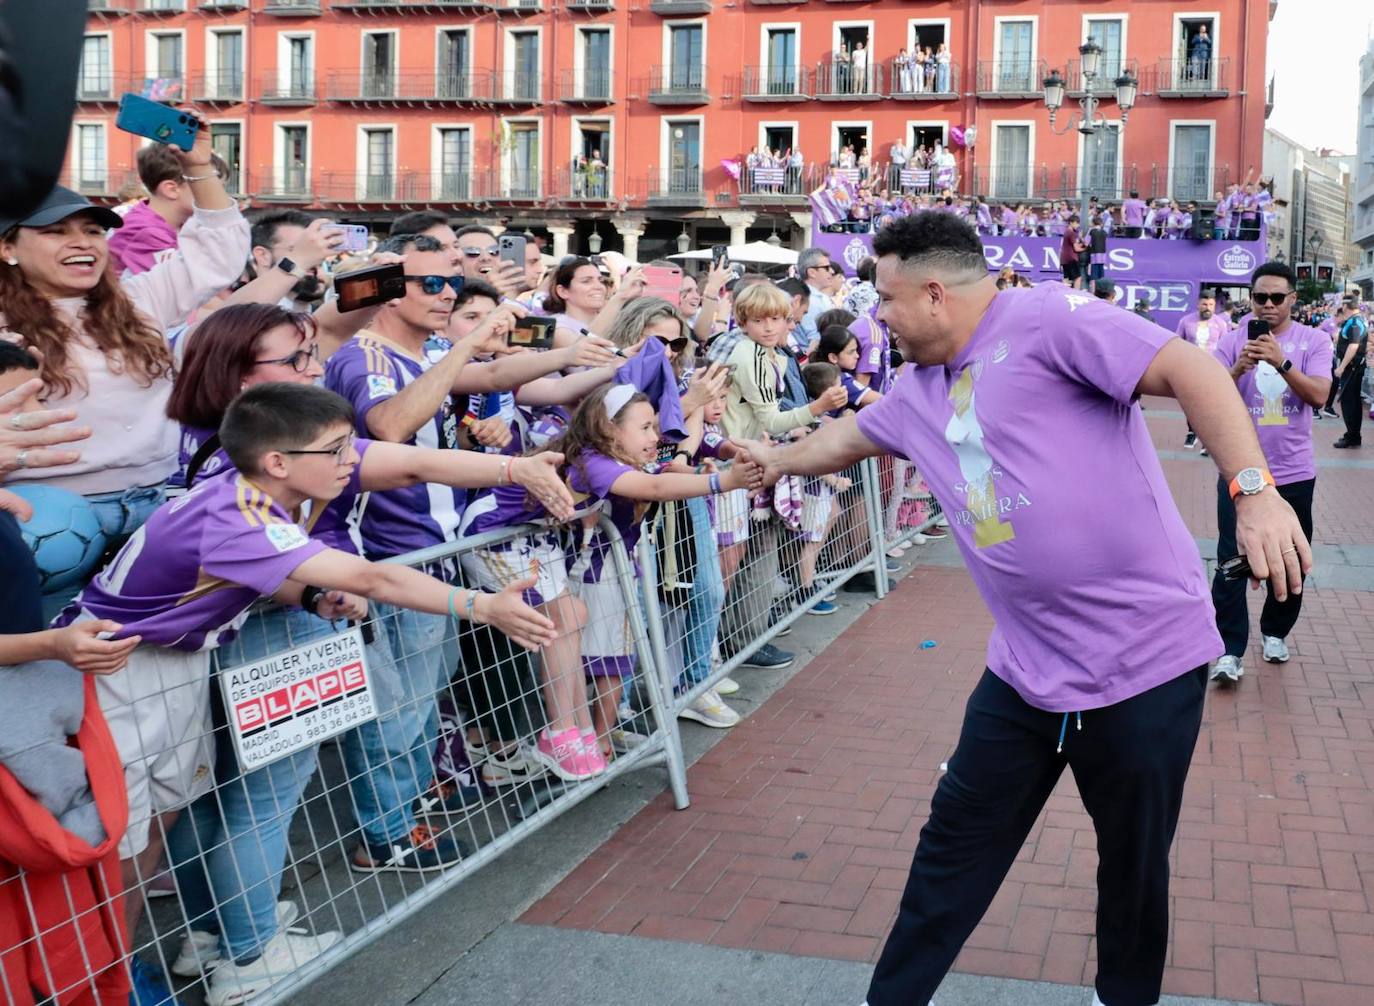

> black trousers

[
  {"left": 868, "top": 666, "right": 1206, "bottom": 1006},
  {"left": 1123, "top": 226, "right": 1143, "bottom": 238},
  {"left": 1340, "top": 359, "right": 1366, "bottom": 443},
  {"left": 1210, "top": 476, "right": 1315, "bottom": 657}
]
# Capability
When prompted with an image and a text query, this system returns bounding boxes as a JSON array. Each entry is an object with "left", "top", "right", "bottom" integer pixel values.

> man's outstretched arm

[{"left": 733, "top": 413, "right": 881, "bottom": 482}]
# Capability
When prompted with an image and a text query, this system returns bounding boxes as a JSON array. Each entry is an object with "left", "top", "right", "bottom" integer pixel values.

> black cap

[
  {"left": 1094, "top": 279, "right": 1117, "bottom": 297},
  {"left": 0, "top": 186, "right": 123, "bottom": 235}
]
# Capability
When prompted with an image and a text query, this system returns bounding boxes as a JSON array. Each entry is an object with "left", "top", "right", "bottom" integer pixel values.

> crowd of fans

[{"left": 0, "top": 109, "right": 960, "bottom": 1006}]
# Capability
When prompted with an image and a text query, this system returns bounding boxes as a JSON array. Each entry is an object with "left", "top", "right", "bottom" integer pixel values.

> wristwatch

[
  {"left": 1279, "top": 359, "right": 1293, "bottom": 374},
  {"left": 1228, "top": 467, "right": 1275, "bottom": 500},
  {"left": 276, "top": 256, "right": 306, "bottom": 279}
]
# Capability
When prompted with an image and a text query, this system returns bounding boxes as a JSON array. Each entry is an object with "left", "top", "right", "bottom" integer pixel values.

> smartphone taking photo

[
  {"left": 1247, "top": 319, "right": 1270, "bottom": 341},
  {"left": 509, "top": 315, "right": 555, "bottom": 350},
  {"left": 115, "top": 94, "right": 199, "bottom": 151},
  {"left": 335, "top": 262, "right": 406, "bottom": 313}
]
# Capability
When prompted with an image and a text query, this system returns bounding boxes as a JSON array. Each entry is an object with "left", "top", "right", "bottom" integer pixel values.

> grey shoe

[
  {"left": 1210, "top": 654, "right": 1243, "bottom": 683},
  {"left": 1262, "top": 635, "right": 1290, "bottom": 663}
]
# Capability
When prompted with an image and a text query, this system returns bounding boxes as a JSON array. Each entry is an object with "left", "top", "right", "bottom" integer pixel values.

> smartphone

[
  {"left": 499, "top": 234, "right": 527, "bottom": 272},
  {"left": 327, "top": 224, "right": 369, "bottom": 254},
  {"left": 509, "top": 315, "right": 555, "bottom": 350},
  {"left": 1219, "top": 555, "right": 1253, "bottom": 581},
  {"left": 335, "top": 261, "right": 406, "bottom": 313},
  {"left": 115, "top": 93, "right": 199, "bottom": 151},
  {"left": 642, "top": 264, "right": 683, "bottom": 307},
  {"left": 711, "top": 244, "right": 729, "bottom": 268},
  {"left": 1247, "top": 318, "right": 1270, "bottom": 341}
]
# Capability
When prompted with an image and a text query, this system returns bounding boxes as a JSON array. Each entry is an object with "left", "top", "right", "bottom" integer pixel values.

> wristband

[
  {"left": 300, "top": 585, "right": 326, "bottom": 613},
  {"left": 498, "top": 457, "right": 512, "bottom": 485},
  {"left": 181, "top": 172, "right": 217, "bottom": 183},
  {"left": 447, "top": 587, "right": 463, "bottom": 622},
  {"left": 466, "top": 589, "right": 479, "bottom": 622},
  {"left": 708, "top": 472, "right": 722, "bottom": 494}
]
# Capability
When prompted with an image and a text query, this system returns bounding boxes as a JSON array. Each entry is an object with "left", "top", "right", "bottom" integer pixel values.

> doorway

[{"left": 835, "top": 124, "right": 869, "bottom": 163}]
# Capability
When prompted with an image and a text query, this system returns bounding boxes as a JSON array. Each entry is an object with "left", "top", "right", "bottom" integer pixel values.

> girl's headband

[{"left": 604, "top": 383, "right": 637, "bottom": 419}]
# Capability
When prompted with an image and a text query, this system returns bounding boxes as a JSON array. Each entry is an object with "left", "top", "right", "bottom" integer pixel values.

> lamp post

[
  {"left": 1310, "top": 230, "right": 1325, "bottom": 284},
  {"left": 1042, "top": 39, "right": 1138, "bottom": 228}
]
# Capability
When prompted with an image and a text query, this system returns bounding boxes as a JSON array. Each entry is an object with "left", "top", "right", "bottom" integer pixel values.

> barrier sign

[{"left": 222, "top": 626, "right": 376, "bottom": 771}]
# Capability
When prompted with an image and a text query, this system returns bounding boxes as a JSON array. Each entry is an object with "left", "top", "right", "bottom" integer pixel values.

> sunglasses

[
  {"left": 459, "top": 246, "right": 499, "bottom": 258},
  {"left": 254, "top": 342, "right": 321, "bottom": 374},
  {"left": 405, "top": 274, "right": 465, "bottom": 295},
  {"left": 284, "top": 432, "right": 355, "bottom": 466},
  {"left": 654, "top": 335, "right": 690, "bottom": 353},
  {"left": 1251, "top": 292, "right": 1292, "bottom": 306}
]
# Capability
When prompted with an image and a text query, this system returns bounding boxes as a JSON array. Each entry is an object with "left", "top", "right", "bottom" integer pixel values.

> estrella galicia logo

[
  {"left": 843, "top": 237, "right": 869, "bottom": 271},
  {"left": 1217, "top": 245, "right": 1258, "bottom": 278}
]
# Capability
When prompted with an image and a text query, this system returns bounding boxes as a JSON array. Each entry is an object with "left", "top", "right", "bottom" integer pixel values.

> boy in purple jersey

[
  {"left": 55, "top": 383, "right": 560, "bottom": 972},
  {"left": 733, "top": 213, "right": 1310, "bottom": 1006}
]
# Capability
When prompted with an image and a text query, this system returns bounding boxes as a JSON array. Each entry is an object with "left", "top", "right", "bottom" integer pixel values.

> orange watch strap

[{"left": 1228, "top": 469, "right": 1275, "bottom": 500}]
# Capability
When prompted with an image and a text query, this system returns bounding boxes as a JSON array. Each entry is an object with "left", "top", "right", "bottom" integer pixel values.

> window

[
  {"left": 76, "top": 124, "right": 106, "bottom": 192},
  {"left": 364, "top": 128, "right": 394, "bottom": 198},
  {"left": 1081, "top": 123, "right": 1120, "bottom": 199},
  {"left": 510, "top": 31, "right": 539, "bottom": 100},
  {"left": 1171, "top": 124, "right": 1213, "bottom": 201},
  {"left": 669, "top": 25, "right": 703, "bottom": 90},
  {"left": 580, "top": 28, "right": 610, "bottom": 99},
  {"left": 280, "top": 125, "right": 308, "bottom": 192},
  {"left": 287, "top": 37, "right": 312, "bottom": 96},
  {"left": 575, "top": 120, "right": 611, "bottom": 197},
  {"left": 363, "top": 33, "right": 394, "bottom": 98},
  {"left": 996, "top": 20, "right": 1034, "bottom": 91},
  {"left": 153, "top": 33, "right": 183, "bottom": 81},
  {"left": 667, "top": 120, "right": 701, "bottom": 192},
  {"left": 1085, "top": 18, "right": 1124, "bottom": 80},
  {"left": 212, "top": 30, "right": 244, "bottom": 98},
  {"left": 210, "top": 123, "right": 242, "bottom": 193},
  {"left": 439, "top": 30, "right": 470, "bottom": 98},
  {"left": 80, "top": 36, "right": 112, "bottom": 99},
  {"left": 764, "top": 29, "right": 797, "bottom": 94},
  {"left": 508, "top": 123, "right": 539, "bottom": 197},
  {"left": 438, "top": 127, "right": 471, "bottom": 199},
  {"left": 1176, "top": 17, "right": 1216, "bottom": 88},
  {"left": 993, "top": 123, "right": 1031, "bottom": 198}
]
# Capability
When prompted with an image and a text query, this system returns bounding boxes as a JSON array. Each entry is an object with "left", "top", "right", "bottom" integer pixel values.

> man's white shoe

[
  {"left": 1262, "top": 635, "right": 1290, "bottom": 663},
  {"left": 714, "top": 676, "right": 740, "bottom": 696},
  {"left": 172, "top": 901, "right": 300, "bottom": 977},
  {"left": 206, "top": 928, "right": 342, "bottom": 1006},
  {"left": 1210, "top": 655, "right": 1244, "bottom": 683},
  {"left": 679, "top": 690, "right": 741, "bottom": 728}
]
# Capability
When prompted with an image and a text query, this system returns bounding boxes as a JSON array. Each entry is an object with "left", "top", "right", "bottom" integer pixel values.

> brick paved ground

[{"left": 526, "top": 401, "right": 1374, "bottom": 1006}]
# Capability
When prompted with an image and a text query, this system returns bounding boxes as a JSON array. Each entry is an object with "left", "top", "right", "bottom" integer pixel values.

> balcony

[
  {"left": 887, "top": 58, "right": 959, "bottom": 99},
  {"left": 333, "top": 0, "right": 496, "bottom": 11},
  {"left": 76, "top": 74, "right": 127, "bottom": 103},
  {"left": 85, "top": 0, "right": 132, "bottom": 14},
  {"left": 550, "top": 167, "right": 615, "bottom": 204},
  {"left": 258, "top": 74, "right": 317, "bottom": 105},
  {"left": 199, "top": 1, "right": 249, "bottom": 9},
  {"left": 558, "top": 68, "right": 613, "bottom": 105},
  {"left": 737, "top": 162, "right": 810, "bottom": 205},
  {"left": 649, "top": 0, "right": 711, "bottom": 13},
  {"left": 1063, "top": 57, "right": 1139, "bottom": 96},
  {"left": 566, "top": 0, "right": 613, "bottom": 9},
  {"left": 976, "top": 59, "right": 1047, "bottom": 98},
  {"left": 648, "top": 66, "right": 708, "bottom": 105},
  {"left": 741, "top": 65, "right": 810, "bottom": 101},
  {"left": 814, "top": 61, "right": 883, "bottom": 100},
  {"left": 261, "top": 0, "right": 322, "bottom": 14},
  {"left": 488, "top": 70, "right": 543, "bottom": 104},
  {"left": 192, "top": 72, "right": 245, "bottom": 104},
  {"left": 137, "top": 0, "right": 186, "bottom": 13},
  {"left": 502, "top": 0, "right": 543, "bottom": 12},
  {"left": 251, "top": 168, "right": 312, "bottom": 202},
  {"left": 1154, "top": 57, "right": 1231, "bottom": 98},
  {"left": 647, "top": 168, "right": 707, "bottom": 207},
  {"left": 964, "top": 161, "right": 1242, "bottom": 203},
  {"left": 325, "top": 70, "right": 519, "bottom": 104}
]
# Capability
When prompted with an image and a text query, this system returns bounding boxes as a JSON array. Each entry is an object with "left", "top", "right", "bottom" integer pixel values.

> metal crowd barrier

[{"left": 2, "top": 457, "right": 947, "bottom": 1006}]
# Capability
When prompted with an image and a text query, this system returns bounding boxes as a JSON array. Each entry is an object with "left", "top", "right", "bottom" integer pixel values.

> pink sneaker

[
  {"left": 532, "top": 728, "right": 596, "bottom": 782},
  {"left": 578, "top": 732, "right": 609, "bottom": 776}
]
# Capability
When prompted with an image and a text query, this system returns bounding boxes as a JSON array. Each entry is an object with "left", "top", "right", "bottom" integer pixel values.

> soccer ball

[{"left": 9, "top": 484, "right": 108, "bottom": 592}]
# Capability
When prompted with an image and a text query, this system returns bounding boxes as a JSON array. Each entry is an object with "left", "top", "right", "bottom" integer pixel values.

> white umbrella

[{"left": 669, "top": 240, "right": 798, "bottom": 266}]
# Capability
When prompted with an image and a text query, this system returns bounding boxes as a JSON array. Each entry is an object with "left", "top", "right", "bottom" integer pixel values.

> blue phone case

[{"left": 115, "top": 94, "right": 198, "bottom": 151}]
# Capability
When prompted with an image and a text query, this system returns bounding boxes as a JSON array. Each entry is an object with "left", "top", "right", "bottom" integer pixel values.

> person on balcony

[
  {"left": 1188, "top": 24, "right": 1212, "bottom": 85},
  {"left": 835, "top": 44, "right": 851, "bottom": 93},
  {"left": 587, "top": 149, "right": 607, "bottom": 199},
  {"left": 788, "top": 147, "right": 804, "bottom": 194},
  {"left": 895, "top": 49, "right": 913, "bottom": 95},
  {"left": 912, "top": 47, "right": 927, "bottom": 94},
  {"left": 935, "top": 43, "right": 951, "bottom": 93},
  {"left": 851, "top": 41, "right": 870, "bottom": 94}
]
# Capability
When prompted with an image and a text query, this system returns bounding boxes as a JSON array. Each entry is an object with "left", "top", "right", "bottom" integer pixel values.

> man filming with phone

[{"left": 1208, "top": 261, "right": 1332, "bottom": 682}]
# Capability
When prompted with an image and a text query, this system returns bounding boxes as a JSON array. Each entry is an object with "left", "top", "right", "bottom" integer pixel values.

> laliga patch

[
  {"left": 367, "top": 374, "right": 397, "bottom": 400},
  {"left": 264, "top": 523, "right": 310, "bottom": 553}
]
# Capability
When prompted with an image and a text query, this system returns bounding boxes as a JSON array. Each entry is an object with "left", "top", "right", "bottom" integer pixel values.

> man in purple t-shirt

[
  {"left": 735, "top": 213, "right": 1310, "bottom": 1006},
  {"left": 1175, "top": 289, "right": 1228, "bottom": 449},
  {"left": 1210, "top": 261, "right": 1332, "bottom": 680},
  {"left": 1120, "top": 190, "right": 1147, "bottom": 239}
]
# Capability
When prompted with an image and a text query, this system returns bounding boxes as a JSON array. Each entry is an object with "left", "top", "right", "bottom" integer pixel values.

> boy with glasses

[{"left": 1209, "top": 262, "right": 1332, "bottom": 680}]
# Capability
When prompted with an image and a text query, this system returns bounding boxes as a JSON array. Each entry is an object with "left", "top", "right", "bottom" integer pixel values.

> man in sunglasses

[
  {"left": 1209, "top": 261, "right": 1332, "bottom": 681},
  {"left": 455, "top": 224, "right": 526, "bottom": 300}
]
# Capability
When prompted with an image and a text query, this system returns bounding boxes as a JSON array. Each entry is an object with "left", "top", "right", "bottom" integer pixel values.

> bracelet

[
  {"left": 181, "top": 173, "right": 217, "bottom": 183},
  {"left": 708, "top": 472, "right": 722, "bottom": 494},
  {"left": 702, "top": 295, "right": 718, "bottom": 301},
  {"left": 447, "top": 587, "right": 463, "bottom": 622},
  {"left": 466, "top": 589, "right": 479, "bottom": 622},
  {"left": 300, "top": 585, "right": 326, "bottom": 613},
  {"left": 498, "top": 457, "right": 512, "bottom": 485}
]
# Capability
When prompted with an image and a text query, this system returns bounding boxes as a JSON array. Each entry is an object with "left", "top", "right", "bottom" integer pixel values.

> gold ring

[{"left": 1282, "top": 547, "right": 1298, "bottom": 555}]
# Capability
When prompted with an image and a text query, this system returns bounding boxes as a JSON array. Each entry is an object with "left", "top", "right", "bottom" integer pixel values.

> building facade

[
  {"left": 1354, "top": 39, "right": 1374, "bottom": 298},
  {"left": 1264, "top": 128, "right": 1357, "bottom": 286},
  {"left": 73, "top": 0, "right": 1272, "bottom": 260}
]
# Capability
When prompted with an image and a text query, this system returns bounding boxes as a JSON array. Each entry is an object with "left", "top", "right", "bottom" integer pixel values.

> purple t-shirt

[
  {"left": 57, "top": 471, "right": 330, "bottom": 651},
  {"left": 1122, "top": 199, "right": 1147, "bottom": 228},
  {"left": 855, "top": 284, "right": 1222, "bottom": 712},
  {"left": 849, "top": 314, "right": 891, "bottom": 393},
  {"left": 1213, "top": 317, "right": 1333, "bottom": 485},
  {"left": 174, "top": 424, "right": 232, "bottom": 489},
  {"left": 325, "top": 332, "right": 465, "bottom": 558},
  {"left": 567, "top": 451, "right": 647, "bottom": 584},
  {"left": 1174, "top": 313, "right": 1226, "bottom": 352}
]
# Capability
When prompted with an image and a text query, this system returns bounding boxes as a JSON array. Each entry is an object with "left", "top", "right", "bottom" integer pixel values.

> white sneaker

[
  {"left": 679, "top": 691, "right": 741, "bottom": 728},
  {"left": 172, "top": 901, "right": 300, "bottom": 977},
  {"left": 1210, "top": 655, "right": 1244, "bottom": 683},
  {"left": 1262, "top": 635, "right": 1290, "bottom": 663},
  {"left": 610, "top": 727, "right": 650, "bottom": 754},
  {"left": 206, "top": 928, "right": 342, "bottom": 1006},
  {"left": 714, "top": 676, "right": 740, "bottom": 696}
]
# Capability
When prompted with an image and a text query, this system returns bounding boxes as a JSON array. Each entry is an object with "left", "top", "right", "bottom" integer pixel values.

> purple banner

[{"left": 812, "top": 228, "right": 1268, "bottom": 332}]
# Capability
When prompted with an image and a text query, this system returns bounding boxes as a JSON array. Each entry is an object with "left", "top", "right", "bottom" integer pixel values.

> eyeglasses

[
  {"left": 459, "top": 246, "right": 499, "bottom": 259},
  {"left": 254, "top": 342, "right": 320, "bottom": 374},
  {"left": 1251, "top": 292, "right": 1292, "bottom": 306},
  {"left": 284, "top": 432, "right": 355, "bottom": 465},
  {"left": 654, "top": 335, "right": 690, "bottom": 353},
  {"left": 404, "top": 274, "right": 465, "bottom": 296}
]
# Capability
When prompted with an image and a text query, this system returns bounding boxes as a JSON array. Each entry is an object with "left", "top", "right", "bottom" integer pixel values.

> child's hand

[
  {"left": 315, "top": 590, "right": 369, "bottom": 621},
  {"left": 469, "top": 416, "right": 513, "bottom": 450},
  {"left": 725, "top": 458, "right": 765, "bottom": 491},
  {"left": 51, "top": 621, "right": 141, "bottom": 675},
  {"left": 827, "top": 475, "right": 852, "bottom": 492},
  {"left": 810, "top": 384, "right": 849, "bottom": 416}
]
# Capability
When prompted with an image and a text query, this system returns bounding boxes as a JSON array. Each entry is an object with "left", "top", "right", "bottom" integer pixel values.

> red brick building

[{"left": 72, "top": 0, "right": 1274, "bottom": 259}]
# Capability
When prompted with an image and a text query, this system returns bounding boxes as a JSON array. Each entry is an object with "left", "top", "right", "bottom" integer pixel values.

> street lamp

[
  {"left": 587, "top": 222, "right": 603, "bottom": 255},
  {"left": 677, "top": 222, "right": 691, "bottom": 255},
  {"left": 1042, "top": 40, "right": 1138, "bottom": 226}
]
